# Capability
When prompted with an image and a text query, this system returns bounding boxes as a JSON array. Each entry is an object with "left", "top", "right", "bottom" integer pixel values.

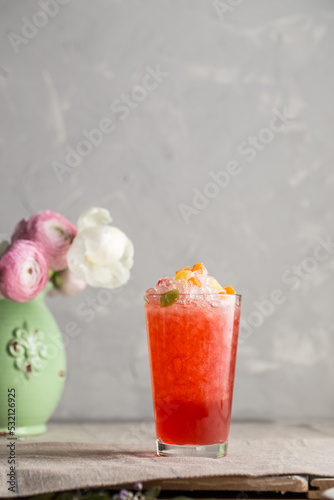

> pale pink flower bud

[
  {"left": 49, "top": 268, "right": 86, "bottom": 297},
  {"left": 12, "top": 210, "right": 77, "bottom": 271},
  {"left": 0, "top": 240, "right": 49, "bottom": 302}
]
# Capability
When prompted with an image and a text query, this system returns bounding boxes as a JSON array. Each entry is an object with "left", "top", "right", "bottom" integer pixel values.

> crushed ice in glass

[{"left": 145, "top": 263, "right": 236, "bottom": 307}]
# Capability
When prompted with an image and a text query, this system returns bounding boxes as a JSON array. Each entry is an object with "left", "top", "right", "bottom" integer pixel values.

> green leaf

[
  {"left": 28, "top": 493, "right": 57, "bottom": 500},
  {"left": 144, "top": 486, "right": 161, "bottom": 499},
  {"left": 53, "top": 273, "right": 62, "bottom": 289},
  {"left": 172, "top": 497, "right": 194, "bottom": 500},
  {"left": 160, "top": 289, "right": 179, "bottom": 308}
]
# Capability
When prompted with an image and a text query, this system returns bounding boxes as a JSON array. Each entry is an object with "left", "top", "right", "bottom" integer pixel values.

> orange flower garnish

[
  {"left": 191, "top": 263, "right": 207, "bottom": 274},
  {"left": 224, "top": 285, "right": 235, "bottom": 294},
  {"left": 188, "top": 276, "right": 202, "bottom": 287}
]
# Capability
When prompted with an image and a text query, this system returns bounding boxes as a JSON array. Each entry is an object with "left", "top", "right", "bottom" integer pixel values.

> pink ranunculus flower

[
  {"left": 0, "top": 240, "right": 49, "bottom": 302},
  {"left": 12, "top": 210, "right": 77, "bottom": 271},
  {"left": 11, "top": 218, "right": 28, "bottom": 242},
  {"left": 49, "top": 268, "right": 87, "bottom": 297}
]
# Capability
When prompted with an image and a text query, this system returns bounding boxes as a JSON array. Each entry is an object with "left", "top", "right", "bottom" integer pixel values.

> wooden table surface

[{"left": 0, "top": 421, "right": 333, "bottom": 498}]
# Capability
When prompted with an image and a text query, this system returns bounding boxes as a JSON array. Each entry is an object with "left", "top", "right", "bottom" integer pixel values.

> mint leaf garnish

[{"left": 160, "top": 289, "right": 179, "bottom": 308}]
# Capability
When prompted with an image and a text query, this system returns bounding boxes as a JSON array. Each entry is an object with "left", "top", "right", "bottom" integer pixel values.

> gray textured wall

[{"left": 1, "top": 0, "right": 334, "bottom": 422}]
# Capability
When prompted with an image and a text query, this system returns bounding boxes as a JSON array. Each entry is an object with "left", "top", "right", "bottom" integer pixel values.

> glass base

[{"left": 156, "top": 440, "right": 227, "bottom": 458}]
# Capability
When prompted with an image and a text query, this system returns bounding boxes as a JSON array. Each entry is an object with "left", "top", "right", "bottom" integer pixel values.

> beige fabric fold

[{"left": 0, "top": 421, "right": 333, "bottom": 498}]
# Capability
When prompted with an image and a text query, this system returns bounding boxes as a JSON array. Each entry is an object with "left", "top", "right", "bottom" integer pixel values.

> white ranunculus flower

[{"left": 66, "top": 207, "right": 134, "bottom": 289}]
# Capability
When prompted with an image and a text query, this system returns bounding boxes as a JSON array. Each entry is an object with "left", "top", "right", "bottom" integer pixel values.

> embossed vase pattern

[{"left": 0, "top": 291, "right": 66, "bottom": 436}]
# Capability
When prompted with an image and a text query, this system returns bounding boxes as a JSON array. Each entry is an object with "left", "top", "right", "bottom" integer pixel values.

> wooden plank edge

[
  {"left": 136, "top": 474, "right": 309, "bottom": 493},
  {"left": 308, "top": 478, "right": 334, "bottom": 499}
]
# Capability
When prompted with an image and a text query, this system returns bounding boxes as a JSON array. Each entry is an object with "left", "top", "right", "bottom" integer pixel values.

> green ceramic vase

[{"left": 0, "top": 290, "right": 66, "bottom": 436}]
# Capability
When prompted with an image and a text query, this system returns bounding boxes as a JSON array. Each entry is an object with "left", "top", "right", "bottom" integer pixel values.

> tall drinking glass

[{"left": 144, "top": 292, "right": 241, "bottom": 458}]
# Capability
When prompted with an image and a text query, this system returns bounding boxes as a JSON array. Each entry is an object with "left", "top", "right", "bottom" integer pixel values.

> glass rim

[{"left": 144, "top": 292, "right": 242, "bottom": 299}]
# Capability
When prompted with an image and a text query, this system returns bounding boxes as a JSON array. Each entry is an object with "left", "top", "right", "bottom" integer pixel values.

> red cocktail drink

[{"left": 144, "top": 264, "right": 241, "bottom": 457}]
